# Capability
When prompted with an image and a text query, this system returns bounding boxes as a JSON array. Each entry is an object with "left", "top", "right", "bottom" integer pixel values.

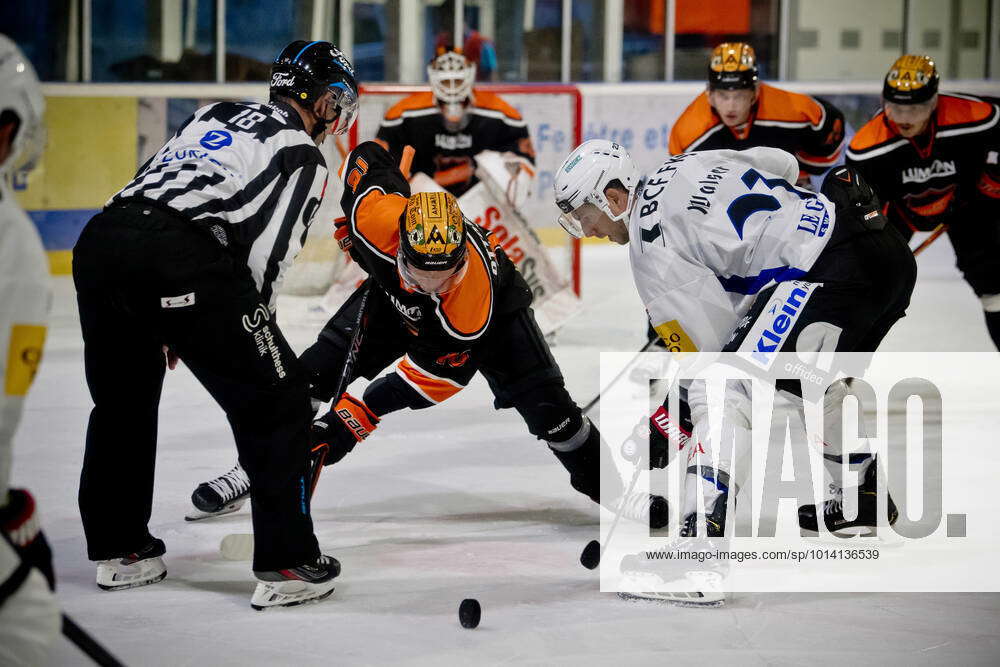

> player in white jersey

[
  {"left": 0, "top": 34, "right": 62, "bottom": 664},
  {"left": 554, "top": 140, "right": 916, "bottom": 603}
]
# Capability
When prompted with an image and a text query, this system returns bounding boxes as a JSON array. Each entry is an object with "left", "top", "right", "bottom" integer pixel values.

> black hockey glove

[
  {"left": 1, "top": 488, "right": 55, "bottom": 590},
  {"left": 311, "top": 394, "right": 380, "bottom": 467}
]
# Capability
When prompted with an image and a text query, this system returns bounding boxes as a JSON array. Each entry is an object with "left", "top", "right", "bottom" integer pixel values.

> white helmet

[
  {"left": 0, "top": 35, "right": 45, "bottom": 174},
  {"left": 427, "top": 50, "right": 476, "bottom": 104},
  {"left": 553, "top": 140, "right": 641, "bottom": 238},
  {"left": 428, "top": 49, "right": 476, "bottom": 131}
]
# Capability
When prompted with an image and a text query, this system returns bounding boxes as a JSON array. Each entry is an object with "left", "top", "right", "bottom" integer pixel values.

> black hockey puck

[
  {"left": 580, "top": 540, "right": 600, "bottom": 570},
  {"left": 459, "top": 598, "right": 481, "bottom": 628}
]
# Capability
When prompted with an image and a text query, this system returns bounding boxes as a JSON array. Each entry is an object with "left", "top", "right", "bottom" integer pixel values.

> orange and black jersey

[
  {"left": 375, "top": 90, "right": 535, "bottom": 197},
  {"left": 338, "top": 141, "right": 532, "bottom": 407},
  {"left": 846, "top": 93, "right": 1000, "bottom": 233},
  {"left": 669, "top": 83, "right": 846, "bottom": 175}
]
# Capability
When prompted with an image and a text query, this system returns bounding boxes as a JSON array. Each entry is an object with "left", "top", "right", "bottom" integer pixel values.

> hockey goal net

[{"left": 281, "top": 83, "right": 582, "bottom": 298}]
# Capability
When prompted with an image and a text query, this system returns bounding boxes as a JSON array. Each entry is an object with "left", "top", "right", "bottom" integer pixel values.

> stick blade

[{"left": 219, "top": 533, "right": 254, "bottom": 561}]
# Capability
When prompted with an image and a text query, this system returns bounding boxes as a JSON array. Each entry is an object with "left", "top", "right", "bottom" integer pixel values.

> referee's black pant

[{"left": 73, "top": 203, "right": 320, "bottom": 572}]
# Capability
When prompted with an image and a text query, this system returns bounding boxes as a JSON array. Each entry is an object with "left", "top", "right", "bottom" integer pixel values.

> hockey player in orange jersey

[
  {"left": 193, "top": 141, "right": 668, "bottom": 529},
  {"left": 376, "top": 48, "right": 535, "bottom": 199},
  {"left": 669, "top": 43, "right": 846, "bottom": 187},
  {"left": 846, "top": 54, "right": 1000, "bottom": 349}
]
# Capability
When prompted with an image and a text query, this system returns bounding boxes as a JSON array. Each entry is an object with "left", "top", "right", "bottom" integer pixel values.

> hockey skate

[
  {"left": 251, "top": 554, "right": 340, "bottom": 610},
  {"left": 799, "top": 459, "right": 898, "bottom": 537},
  {"left": 614, "top": 491, "right": 670, "bottom": 530},
  {"left": 617, "top": 549, "right": 726, "bottom": 607},
  {"left": 96, "top": 538, "right": 167, "bottom": 591},
  {"left": 186, "top": 463, "right": 250, "bottom": 521}
]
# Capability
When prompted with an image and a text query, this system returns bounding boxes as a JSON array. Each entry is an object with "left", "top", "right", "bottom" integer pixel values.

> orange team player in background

[
  {"left": 847, "top": 55, "right": 1000, "bottom": 349},
  {"left": 375, "top": 48, "right": 535, "bottom": 198},
  {"left": 669, "top": 42, "right": 846, "bottom": 187}
]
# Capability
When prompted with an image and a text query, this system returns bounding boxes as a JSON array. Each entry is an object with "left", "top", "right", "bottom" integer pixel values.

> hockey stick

[
  {"left": 911, "top": 223, "right": 948, "bottom": 256},
  {"left": 62, "top": 613, "right": 126, "bottom": 667},
  {"left": 582, "top": 338, "right": 661, "bottom": 416}
]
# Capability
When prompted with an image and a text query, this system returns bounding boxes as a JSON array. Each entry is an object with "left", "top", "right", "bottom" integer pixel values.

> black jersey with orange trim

[
  {"left": 375, "top": 90, "right": 535, "bottom": 197},
  {"left": 669, "top": 83, "right": 846, "bottom": 175},
  {"left": 340, "top": 141, "right": 530, "bottom": 351},
  {"left": 846, "top": 93, "right": 1000, "bottom": 233}
]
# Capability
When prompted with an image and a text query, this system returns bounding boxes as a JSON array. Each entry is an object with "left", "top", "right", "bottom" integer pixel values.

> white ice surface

[{"left": 13, "top": 235, "right": 1000, "bottom": 666}]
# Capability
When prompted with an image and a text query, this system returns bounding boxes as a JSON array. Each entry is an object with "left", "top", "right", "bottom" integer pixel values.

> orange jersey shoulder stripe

[
  {"left": 395, "top": 355, "right": 465, "bottom": 404},
  {"left": 383, "top": 92, "right": 436, "bottom": 121},
  {"left": 669, "top": 92, "right": 717, "bottom": 154},
  {"left": 351, "top": 187, "right": 407, "bottom": 261},
  {"left": 848, "top": 112, "right": 897, "bottom": 153},
  {"left": 471, "top": 90, "right": 523, "bottom": 120},
  {"left": 935, "top": 93, "right": 996, "bottom": 129},
  {"left": 755, "top": 83, "right": 825, "bottom": 126},
  {"left": 435, "top": 240, "right": 492, "bottom": 339}
]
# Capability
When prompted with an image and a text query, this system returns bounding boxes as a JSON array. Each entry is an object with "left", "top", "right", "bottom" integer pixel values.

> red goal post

[{"left": 348, "top": 83, "right": 583, "bottom": 296}]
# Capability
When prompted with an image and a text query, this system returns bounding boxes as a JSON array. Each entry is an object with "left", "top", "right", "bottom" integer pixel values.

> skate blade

[
  {"left": 617, "top": 591, "right": 725, "bottom": 608},
  {"left": 251, "top": 582, "right": 336, "bottom": 610},
  {"left": 97, "top": 568, "right": 167, "bottom": 591},
  {"left": 801, "top": 526, "right": 906, "bottom": 547},
  {"left": 185, "top": 499, "right": 246, "bottom": 522},
  {"left": 219, "top": 533, "right": 254, "bottom": 561}
]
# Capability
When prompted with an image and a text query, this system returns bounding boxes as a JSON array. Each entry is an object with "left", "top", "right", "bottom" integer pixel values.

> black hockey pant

[
  {"left": 300, "top": 283, "right": 620, "bottom": 504},
  {"left": 73, "top": 204, "right": 319, "bottom": 572}
]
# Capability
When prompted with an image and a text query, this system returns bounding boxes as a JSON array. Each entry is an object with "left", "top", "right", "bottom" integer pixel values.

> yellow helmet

[
  {"left": 397, "top": 192, "right": 469, "bottom": 294},
  {"left": 708, "top": 42, "right": 758, "bottom": 89},
  {"left": 883, "top": 54, "right": 939, "bottom": 104}
]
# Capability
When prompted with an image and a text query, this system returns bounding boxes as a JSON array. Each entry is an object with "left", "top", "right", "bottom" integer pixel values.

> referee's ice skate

[
  {"left": 251, "top": 554, "right": 340, "bottom": 610},
  {"left": 95, "top": 538, "right": 167, "bottom": 591}
]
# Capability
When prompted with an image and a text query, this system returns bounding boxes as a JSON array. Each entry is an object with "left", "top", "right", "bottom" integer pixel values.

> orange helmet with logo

[
  {"left": 883, "top": 54, "right": 939, "bottom": 104},
  {"left": 708, "top": 42, "right": 758, "bottom": 90},
  {"left": 397, "top": 192, "right": 469, "bottom": 294}
]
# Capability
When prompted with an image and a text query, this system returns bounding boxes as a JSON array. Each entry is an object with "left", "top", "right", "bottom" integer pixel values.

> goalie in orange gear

[
  {"left": 375, "top": 48, "right": 536, "bottom": 197},
  {"left": 846, "top": 54, "right": 1000, "bottom": 349}
]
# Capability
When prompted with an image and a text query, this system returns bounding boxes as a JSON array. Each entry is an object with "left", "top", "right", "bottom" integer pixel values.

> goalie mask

[
  {"left": 0, "top": 35, "right": 46, "bottom": 174},
  {"left": 883, "top": 54, "right": 939, "bottom": 104},
  {"left": 397, "top": 191, "right": 469, "bottom": 294},
  {"left": 708, "top": 42, "right": 758, "bottom": 90},
  {"left": 553, "top": 140, "right": 641, "bottom": 239},
  {"left": 271, "top": 40, "right": 360, "bottom": 137},
  {"left": 428, "top": 49, "right": 476, "bottom": 131}
]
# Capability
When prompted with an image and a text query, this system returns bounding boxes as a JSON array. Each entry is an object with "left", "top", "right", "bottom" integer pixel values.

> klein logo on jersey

[
  {"left": 739, "top": 281, "right": 818, "bottom": 370},
  {"left": 901, "top": 159, "right": 956, "bottom": 185},
  {"left": 200, "top": 130, "right": 233, "bottom": 150}
]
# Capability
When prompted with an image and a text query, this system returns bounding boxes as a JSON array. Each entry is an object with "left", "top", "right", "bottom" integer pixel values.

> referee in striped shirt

[{"left": 72, "top": 41, "right": 358, "bottom": 605}]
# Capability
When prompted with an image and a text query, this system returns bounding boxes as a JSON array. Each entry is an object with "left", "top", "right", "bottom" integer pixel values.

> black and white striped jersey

[{"left": 109, "top": 100, "right": 328, "bottom": 310}]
